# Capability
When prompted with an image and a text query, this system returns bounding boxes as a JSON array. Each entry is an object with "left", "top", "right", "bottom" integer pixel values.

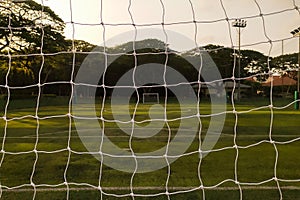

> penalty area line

[{"left": 2, "top": 186, "right": 300, "bottom": 192}]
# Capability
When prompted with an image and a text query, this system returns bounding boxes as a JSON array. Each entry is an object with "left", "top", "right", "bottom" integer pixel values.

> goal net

[{"left": 1, "top": 0, "right": 300, "bottom": 199}]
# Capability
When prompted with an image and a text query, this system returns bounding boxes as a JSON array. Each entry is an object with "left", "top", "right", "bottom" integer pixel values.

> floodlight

[
  {"left": 290, "top": 26, "right": 300, "bottom": 96},
  {"left": 232, "top": 19, "right": 247, "bottom": 101}
]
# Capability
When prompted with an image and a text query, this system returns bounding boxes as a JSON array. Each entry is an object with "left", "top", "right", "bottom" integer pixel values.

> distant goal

[{"left": 142, "top": 93, "right": 159, "bottom": 104}]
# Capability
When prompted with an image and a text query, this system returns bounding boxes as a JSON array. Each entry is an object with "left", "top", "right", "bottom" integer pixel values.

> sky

[{"left": 37, "top": 0, "right": 300, "bottom": 57}]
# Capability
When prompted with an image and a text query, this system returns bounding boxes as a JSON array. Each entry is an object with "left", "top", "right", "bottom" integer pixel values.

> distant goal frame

[{"left": 142, "top": 93, "right": 160, "bottom": 104}]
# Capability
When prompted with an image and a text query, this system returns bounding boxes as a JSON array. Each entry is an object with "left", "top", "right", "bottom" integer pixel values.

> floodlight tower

[
  {"left": 232, "top": 19, "right": 247, "bottom": 101},
  {"left": 291, "top": 26, "right": 300, "bottom": 110}
]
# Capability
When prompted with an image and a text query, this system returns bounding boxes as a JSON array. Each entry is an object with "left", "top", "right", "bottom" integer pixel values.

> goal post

[{"left": 142, "top": 92, "right": 159, "bottom": 104}]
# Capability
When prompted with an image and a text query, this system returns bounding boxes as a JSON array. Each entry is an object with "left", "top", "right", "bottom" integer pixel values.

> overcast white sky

[{"left": 38, "top": 0, "right": 300, "bottom": 56}]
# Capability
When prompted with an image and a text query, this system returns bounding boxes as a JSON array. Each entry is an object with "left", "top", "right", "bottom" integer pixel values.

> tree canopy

[
  {"left": 0, "top": 1, "right": 298, "bottom": 96},
  {"left": 0, "top": 0, "right": 65, "bottom": 53},
  {"left": 0, "top": 1, "right": 68, "bottom": 89}
]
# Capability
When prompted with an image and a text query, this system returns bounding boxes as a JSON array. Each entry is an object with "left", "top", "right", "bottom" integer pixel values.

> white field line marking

[
  {"left": 1, "top": 129, "right": 298, "bottom": 139},
  {"left": 2, "top": 186, "right": 300, "bottom": 192}
]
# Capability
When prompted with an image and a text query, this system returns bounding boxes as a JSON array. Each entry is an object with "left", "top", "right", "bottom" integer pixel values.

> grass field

[{"left": 1, "top": 96, "right": 300, "bottom": 199}]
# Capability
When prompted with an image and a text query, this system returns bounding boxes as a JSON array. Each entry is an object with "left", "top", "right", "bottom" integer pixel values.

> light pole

[
  {"left": 291, "top": 27, "right": 300, "bottom": 110},
  {"left": 232, "top": 19, "right": 247, "bottom": 101}
]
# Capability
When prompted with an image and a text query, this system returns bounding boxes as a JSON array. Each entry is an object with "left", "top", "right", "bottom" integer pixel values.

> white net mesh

[{"left": 0, "top": 0, "right": 300, "bottom": 199}]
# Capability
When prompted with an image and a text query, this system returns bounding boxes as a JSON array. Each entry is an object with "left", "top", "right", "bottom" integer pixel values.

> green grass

[
  {"left": 1, "top": 188, "right": 300, "bottom": 200},
  {"left": 1, "top": 97, "right": 300, "bottom": 199}
]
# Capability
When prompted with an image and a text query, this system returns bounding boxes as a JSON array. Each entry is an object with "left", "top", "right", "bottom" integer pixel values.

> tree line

[{"left": 0, "top": 1, "right": 298, "bottom": 97}]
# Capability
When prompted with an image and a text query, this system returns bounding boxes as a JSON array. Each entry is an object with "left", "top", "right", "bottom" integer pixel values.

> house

[
  {"left": 261, "top": 75, "right": 297, "bottom": 87},
  {"left": 261, "top": 75, "right": 297, "bottom": 97},
  {"left": 192, "top": 80, "right": 251, "bottom": 99}
]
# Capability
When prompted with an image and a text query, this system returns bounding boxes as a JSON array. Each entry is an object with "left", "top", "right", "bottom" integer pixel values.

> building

[{"left": 192, "top": 80, "right": 251, "bottom": 99}]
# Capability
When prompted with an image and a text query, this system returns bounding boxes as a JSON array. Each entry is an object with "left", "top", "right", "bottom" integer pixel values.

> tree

[
  {"left": 203, "top": 44, "right": 235, "bottom": 79},
  {"left": 242, "top": 49, "right": 268, "bottom": 80},
  {"left": 201, "top": 45, "right": 272, "bottom": 81},
  {"left": 0, "top": 1, "right": 66, "bottom": 88},
  {"left": 104, "top": 39, "right": 197, "bottom": 85},
  {"left": 271, "top": 53, "right": 298, "bottom": 75},
  {"left": 0, "top": 1, "right": 65, "bottom": 53},
  {"left": 38, "top": 39, "right": 97, "bottom": 95}
]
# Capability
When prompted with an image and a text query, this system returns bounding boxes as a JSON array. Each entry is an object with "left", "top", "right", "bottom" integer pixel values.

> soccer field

[
  {"left": 1, "top": 97, "right": 300, "bottom": 199},
  {"left": 1, "top": 0, "right": 299, "bottom": 199}
]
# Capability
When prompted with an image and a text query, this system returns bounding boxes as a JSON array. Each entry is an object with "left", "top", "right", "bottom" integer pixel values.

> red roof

[
  {"left": 245, "top": 76, "right": 258, "bottom": 82},
  {"left": 262, "top": 75, "right": 297, "bottom": 87}
]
